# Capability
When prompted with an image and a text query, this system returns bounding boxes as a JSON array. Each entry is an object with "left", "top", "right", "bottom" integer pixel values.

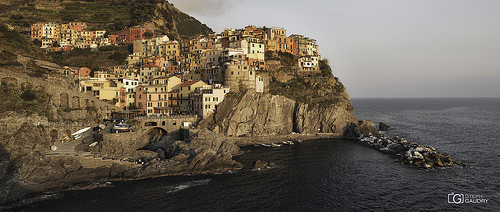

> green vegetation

[
  {"left": 270, "top": 77, "right": 313, "bottom": 103},
  {"left": 265, "top": 51, "right": 298, "bottom": 72},
  {"left": 0, "top": 0, "right": 213, "bottom": 67},
  {"left": 2, "top": 0, "right": 213, "bottom": 40},
  {"left": 0, "top": 84, "right": 52, "bottom": 118},
  {"left": 269, "top": 76, "right": 343, "bottom": 108},
  {"left": 268, "top": 54, "right": 345, "bottom": 107},
  {"left": 46, "top": 45, "right": 130, "bottom": 69},
  {"left": 0, "top": 22, "right": 46, "bottom": 64},
  {"left": 319, "top": 59, "right": 333, "bottom": 77}
]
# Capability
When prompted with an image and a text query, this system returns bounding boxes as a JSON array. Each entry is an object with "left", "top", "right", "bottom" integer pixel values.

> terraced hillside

[{"left": 0, "top": 0, "right": 213, "bottom": 40}]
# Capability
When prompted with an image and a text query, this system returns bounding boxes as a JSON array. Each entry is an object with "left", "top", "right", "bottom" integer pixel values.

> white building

[{"left": 193, "top": 84, "right": 230, "bottom": 118}]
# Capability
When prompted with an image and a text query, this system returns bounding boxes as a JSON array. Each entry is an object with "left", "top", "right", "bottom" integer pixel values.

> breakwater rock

[{"left": 358, "top": 134, "right": 466, "bottom": 169}]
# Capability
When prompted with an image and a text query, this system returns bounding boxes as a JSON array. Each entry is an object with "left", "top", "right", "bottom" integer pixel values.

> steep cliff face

[
  {"left": 294, "top": 100, "right": 357, "bottom": 134},
  {"left": 202, "top": 92, "right": 296, "bottom": 136},
  {"left": 200, "top": 90, "right": 359, "bottom": 137}
]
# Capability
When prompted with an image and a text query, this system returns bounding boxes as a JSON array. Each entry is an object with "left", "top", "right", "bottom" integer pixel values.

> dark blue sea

[{"left": 12, "top": 98, "right": 500, "bottom": 211}]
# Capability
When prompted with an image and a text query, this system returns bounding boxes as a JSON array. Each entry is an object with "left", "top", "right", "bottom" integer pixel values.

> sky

[{"left": 168, "top": 0, "right": 500, "bottom": 98}]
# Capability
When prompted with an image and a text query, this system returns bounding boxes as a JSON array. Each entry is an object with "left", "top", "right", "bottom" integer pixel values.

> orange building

[
  {"left": 116, "top": 26, "right": 154, "bottom": 43},
  {"left": 75, "top": 67, "right": 92, "bottom": 79},
  {"left": 31, "top": 23, "right": 44, "bottom": 40},
  {"left": 276, "top": 37, "right": 296, "bottom": 54},
  {"left": 67, "top": 22, "right": 87, "bottom": 31}
]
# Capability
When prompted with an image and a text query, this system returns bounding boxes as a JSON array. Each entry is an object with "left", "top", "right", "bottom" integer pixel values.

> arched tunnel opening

[{"left": 147, "top": 127, "right": 168, "bottom": 142}]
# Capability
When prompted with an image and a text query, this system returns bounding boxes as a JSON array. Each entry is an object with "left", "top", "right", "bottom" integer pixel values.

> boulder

[
  {"left": 357, "top": 120, "right": 379, "bottom": 136},
  {"left": 163, "top": 129, "right": 243, "bottom": 173},
  {"left": 379, "top": 122, "right": 391, "bottom": 131},
  {"left": 251, "top": 160, "right": 275, "bottom": 171}
]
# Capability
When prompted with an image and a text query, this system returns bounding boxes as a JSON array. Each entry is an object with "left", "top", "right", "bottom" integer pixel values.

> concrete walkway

[
  {"left": 45, "top": 130, "right": 141, "bottom": 167},
  {"left": 47, "top": 131, "right": 93, "bottom": 155}
]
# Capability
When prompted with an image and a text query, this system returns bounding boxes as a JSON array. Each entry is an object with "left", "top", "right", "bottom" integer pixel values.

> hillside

[
  {"left": 0, "top": 21, "right": 47, "bottom": 64},
  {"left": 0, "top": 0, "right": 213, "bottom": 65},
  {"left": 0, "top": 0, "right": 213, "bottom": 40}
]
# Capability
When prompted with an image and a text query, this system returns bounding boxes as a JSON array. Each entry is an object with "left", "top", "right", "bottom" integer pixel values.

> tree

[
  {"left": 143, "top": 31, "right": 154, "bottom": 39},
  {"left": 319, "top": 59, "right": 333, "bottom": 77},
  {"left": 33, "top": 39, "right": 42, "bottom": 47}
]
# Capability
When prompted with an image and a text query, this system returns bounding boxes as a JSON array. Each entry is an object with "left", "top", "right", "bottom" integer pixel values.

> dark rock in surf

[
  {"left": 379, "top": 122, "right": 391, "bottom": 131},
  {"left": 252, "top": 160, "right": 275, "bottom": 171}
]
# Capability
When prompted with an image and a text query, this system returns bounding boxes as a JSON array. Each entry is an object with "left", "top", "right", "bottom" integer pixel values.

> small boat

[
  {"left": 72, "top": 127, "right": 91, "bottom": 140},
  {"left": 111, "top": 123, "right": 132, "bottom": 133},
  {"left": 282, "top": 140, "right": 294, "bottom": 145},
  {"left": 261, "top": 144, "right": 271, "bottom": 148},
  {"left": 271, "top": 143, "right": 282, "bottom": 147}
]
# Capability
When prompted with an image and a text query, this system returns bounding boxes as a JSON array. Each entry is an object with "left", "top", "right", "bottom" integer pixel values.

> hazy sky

[{"left": 169, "top": 0, "right": 500, "bottom": 98}]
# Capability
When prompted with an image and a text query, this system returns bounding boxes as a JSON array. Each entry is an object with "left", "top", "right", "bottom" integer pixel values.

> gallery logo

[
  {"left": 448, "top": 192, "right": 489, "bottom": 204},
  {"left": 448, "top": 192, "right": 464, "bottom": 204}
]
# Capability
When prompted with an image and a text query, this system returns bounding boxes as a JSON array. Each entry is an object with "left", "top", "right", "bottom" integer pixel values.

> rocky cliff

[
  {"left": 200, "top": 90, "right": 361, "bottom": 137},
  {"left": 199, "top": 57, "right": 376, "bottom": 138}
]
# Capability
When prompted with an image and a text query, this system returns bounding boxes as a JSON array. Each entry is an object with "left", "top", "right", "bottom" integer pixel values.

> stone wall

[
  {"left": 135, "top": 115, "right": 198, "bottom": 133},
  {"left": 0, "top": 67, "right": 120, "bottom": 121}
]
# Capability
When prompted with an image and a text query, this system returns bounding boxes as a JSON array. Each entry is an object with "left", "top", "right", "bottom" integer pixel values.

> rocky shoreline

[{"left": 1, "top": 126, "right": 467, "bottom": 208}]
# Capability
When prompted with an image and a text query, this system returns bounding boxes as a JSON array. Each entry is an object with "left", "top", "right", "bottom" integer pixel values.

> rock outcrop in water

[
  {"left": 252, "top": 160, "right": 276, "bottom": 171},
  {"left": 358, "top": 134, "right": 466, "bottom": 169},
  {"left": 379, "top": 122, "right": 391, "bottom": 131}
]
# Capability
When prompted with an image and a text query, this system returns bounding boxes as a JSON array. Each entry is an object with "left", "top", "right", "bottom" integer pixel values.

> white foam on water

[{"left": 164, "top": 179, "right": 212, "bottom": 194}]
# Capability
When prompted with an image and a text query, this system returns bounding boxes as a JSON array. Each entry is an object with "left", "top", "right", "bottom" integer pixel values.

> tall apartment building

[{"left": 192, "top": 84, "right": 230, "bottom": 118}]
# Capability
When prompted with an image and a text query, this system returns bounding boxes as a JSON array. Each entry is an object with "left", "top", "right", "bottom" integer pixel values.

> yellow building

[
  {"left": 80, "top": 79, "right": 123, "bottom": 105},
  {"left": 144, "top": 76, "right": 181, "bottom": 115},
  {"left": 179, "top": 80, "right": 206, "bottom": 113}
]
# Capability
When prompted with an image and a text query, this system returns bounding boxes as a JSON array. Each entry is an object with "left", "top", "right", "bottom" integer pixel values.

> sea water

[{"left": 11, "top": 98, "right": 500, "bottom": 211}]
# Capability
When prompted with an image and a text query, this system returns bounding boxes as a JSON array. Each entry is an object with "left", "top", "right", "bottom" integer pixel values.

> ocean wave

[
  {"left": 70, "top": 181, "right": 114, "bottom": 191},
  {"left": 164, "top": 179, "right": 212, "bottom": 194}
]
